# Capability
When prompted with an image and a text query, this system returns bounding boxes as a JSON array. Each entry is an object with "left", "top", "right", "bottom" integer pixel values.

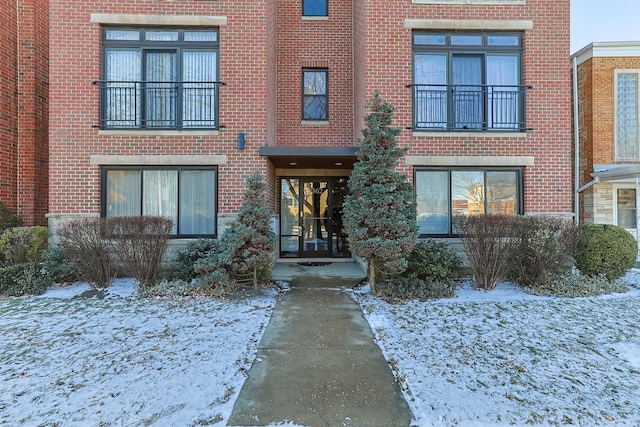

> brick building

[
  {"left": 0, "top": 0, "right": 49, "bottom": 226},
  {"left": 573, "top": 42, "right": 640, "bottom": 242},
  {"left": 48, "top": 0, "right": 572, "bottom": 259}
]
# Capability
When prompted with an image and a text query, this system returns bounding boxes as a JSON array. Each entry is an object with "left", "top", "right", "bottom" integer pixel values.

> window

[
  {"left": 615, "top": 70, "right": 640, "bottom": 160},
  {"left": 102, "top": 167, "right": 217, "bottom": 237},
  {"left": 302, "top": 69, "right": 328, "bottom": 120},
  {"left": 411, "top": 32, "right": 528, "bottom": 131},
  {"left": 415, "top": 168, "right": 522, "bottom": 235},
  {"left": 616, "top": 188, "right": 637, "bottom": 229},
  {"left": 303, "top": 0, "right": 328, "bottom": 16},
  {"left": 97, "top": 28, "right": 221, "bottom": 130}
]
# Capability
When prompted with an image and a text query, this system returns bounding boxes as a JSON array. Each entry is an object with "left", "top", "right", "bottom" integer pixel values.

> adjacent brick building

[
  {"left": 48, "top": 0, "right": 572, "bottom": 259},
  {"left": 0, "top": 0, "right": 49, "bottom": 226},
  {"left": 573, "top": 42, "right": 640, "bottom": 240}
]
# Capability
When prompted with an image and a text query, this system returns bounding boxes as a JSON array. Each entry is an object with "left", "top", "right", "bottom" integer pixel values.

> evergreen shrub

[
  {"left": 575, "top": 224, "right": 637, "bottom": 281},
  {"left": 376, "top": 277, "right": 455, "bottom": 302},
  {"left": 0, "top": 201, "right": 22, "bottom": 233},
  {"left": 40, "top": 245, "right": 76, "bottom": 284},
  {"left": 0, "top": 226, "right": 49, "bottom": 267},
  {"left": 0, "top": 263, "right": 50, "bottom": 296},
  {"left": 168, "top": 239, "right": 221, "bottom": 281},
  {"left": 526, "top": 273, "right": 628, "bottom": 297},
  {"left": 405, "top": 238, "right": 462, "bottom": 281}
]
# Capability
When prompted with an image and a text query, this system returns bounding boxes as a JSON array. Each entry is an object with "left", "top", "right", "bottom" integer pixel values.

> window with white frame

[
  {"left": 616, "top": 187, "right": 637, "bottom": 229},
  {"left": 415, "top": 168, "right": 523, "bottom": 235},
  {"left": 102, "top": 167, "right": 217, "bottom": 237},
  {"left": 411, "top": 32, "right": 529, "bottom": 131},
  {"left": 615, "top": 70, "right": 640, "bottom": 161},
  {"left": 98, "top": 28, "right": 221, "bottom": 130}
]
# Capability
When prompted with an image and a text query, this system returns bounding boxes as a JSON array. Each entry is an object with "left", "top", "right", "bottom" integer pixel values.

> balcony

[
  {"left": 409, "top": 84, "right": 531, "bottom": 132},
  {"left": 94, "top": 81, "right": 225, "bottom": 130}
]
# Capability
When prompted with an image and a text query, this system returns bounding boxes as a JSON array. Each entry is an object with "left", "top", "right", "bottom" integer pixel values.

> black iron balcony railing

[
  {"left": 93, "top": 80, "right": 225, "bottom": 130},
  {"left": 408, "top": 84, "right": 531, "bottom": 131}
]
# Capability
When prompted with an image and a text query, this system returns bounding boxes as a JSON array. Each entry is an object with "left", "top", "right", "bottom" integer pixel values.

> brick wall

[
  {"left": 0, "top": 0, "right": 18, "bottom": 215},
  {"left": 49, "top": 0, "right": 272, "bottom": 222},
  {"left": 359, "top": 0, "right": 573, "bottom": 215},
  {"left": 0, "top": 0, "right": 48, "bottom": 226}
]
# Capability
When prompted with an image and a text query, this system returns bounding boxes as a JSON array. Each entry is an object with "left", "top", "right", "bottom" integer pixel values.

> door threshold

[{"left": 275, "top": 257, "right": 355, "bottom": 263}]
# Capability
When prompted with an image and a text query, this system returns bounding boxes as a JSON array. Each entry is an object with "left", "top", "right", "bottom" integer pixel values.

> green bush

[
  {"left": 405, "top": 238, "right": 462, "bottom": 281},
  {"left": 0, "top": 262, "right": 50, "bottom": 296},
  {"left": 167, "top": 239, "right": 221, "bottom": 281},
  {"left": 376, "top": 277, "right": 455, "bottom": 302},
  {"left": 0, "top": 201, "right": 22, "bottom": 233},
  {"left": 40, "top": 245, "right": 76, "bottom": 284},
  {"left": 0, "top": 226, "right": 49, "bottom": 267},
  {"left": 526, "top": 273, "right": 628, "bottom": 297},
  {"left": 575, "top": 224, "right": 637, "bottom": 281},
  {"left": 510, "top": 216, "right": 578, "bottom": 288}
]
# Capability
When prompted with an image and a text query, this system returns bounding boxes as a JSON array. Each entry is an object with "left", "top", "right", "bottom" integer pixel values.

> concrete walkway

[{"left": 228, "top": 264, "right": 413, "bottom": 426}]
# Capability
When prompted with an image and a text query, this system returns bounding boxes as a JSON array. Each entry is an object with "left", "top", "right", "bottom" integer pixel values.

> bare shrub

[
  {"left": 510, "top": 216, "right": 579, "bottom": 288},
  {"left": 57, "top": 218, "right": 113, "bottom": 288},
  {"left": 107, "top": 216, "right": 173, "bottom": 288},
  {"left": 456, "top": 214, "right": 520, "bottom": 291}
]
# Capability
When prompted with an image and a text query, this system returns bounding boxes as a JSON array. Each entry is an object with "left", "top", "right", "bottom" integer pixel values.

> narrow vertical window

[
  {"left": 302, "top": 69, "right": 328, "bottom": 120},
  {"left": 617, "top": 188, "right": 637, "bottom": 229},
  {"left": 616, "top": 71, "right": 640, "bottom": 160},
  {"left": 303, "top": 0, "right": 328, "bottom": 17}
]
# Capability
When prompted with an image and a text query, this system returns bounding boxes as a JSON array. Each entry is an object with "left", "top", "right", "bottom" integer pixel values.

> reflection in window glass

[
  {"left": 452, "top": 171, "right": 484, "bottom": 216},
  {"left": 416, "top": 171, "right": 450, "bottom": 235},
  {"left": 617, "top": 188, "right": 637, "bottom": 229},
  {"left": 486, "top": 171, "right": 518, "bottom": 215},
  {"left": 451, "top": 35, "right": 482, "bottom": 46},
  {"left": 303, "top": 70, "right": 328, "bottom": 120}
]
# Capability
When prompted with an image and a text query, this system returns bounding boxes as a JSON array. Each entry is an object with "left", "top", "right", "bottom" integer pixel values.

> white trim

[
  {"left": 404, "top": 19, "right": 533, "bottom": 31},
  {"left": 90, "top": 155, "right": 228, "bottom": 166},
  {"left": 572, "top": 42, "right": 640, "bottom": 65},
  {"left": 614, "top": 69, "right": 640, "bottom": 162},
  {"left": 405, "top": 155, "right": 534, "bottom": 166},
  {"left": 90, "top": 14, "right": 228, "bottom": 27}
]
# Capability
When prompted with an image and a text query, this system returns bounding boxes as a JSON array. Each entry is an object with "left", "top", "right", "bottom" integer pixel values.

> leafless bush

[
  {"left": 57, "top": 218, "right": 113, "bottom": 288},
  {"left": 456, "top": 214, "right": 520, "bottom": 291},
  {"left": 107, "top": 216, "right": 173, "bottom": 288},
  {"left": 510, "top": 216, "right": 579, "bottom": 288}
]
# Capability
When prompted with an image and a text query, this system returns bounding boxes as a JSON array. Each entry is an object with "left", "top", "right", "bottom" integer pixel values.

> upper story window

[
  {"left": 415, "top": 168, "right": 523, "bottom": 236},
  {"left": 615, "top": 70, "right": 640, "bottom": 160},
  {"left": 303, "top": 0, "right": 328, "bottom": 17},
  {"left": 302, "top": 69, "right": 328, "bottom": 120},
  {"left": 96, "top": 28, "right": 222, "bottom": 130},
  {"left": 411, "top": 32, "right": 529, "bottom": 132}
]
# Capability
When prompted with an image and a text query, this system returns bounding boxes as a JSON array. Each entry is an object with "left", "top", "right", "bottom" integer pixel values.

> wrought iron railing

[
  {"left": 408, "top": 84, "right": 531, "bottom": 131},
  {"left": 93, "top": 80, "right": 225, "bottom": 130}
]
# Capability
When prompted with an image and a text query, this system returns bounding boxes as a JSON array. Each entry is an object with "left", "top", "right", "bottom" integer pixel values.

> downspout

[{"left": 573, "top": 56, "right": 580, "bottom": 224}]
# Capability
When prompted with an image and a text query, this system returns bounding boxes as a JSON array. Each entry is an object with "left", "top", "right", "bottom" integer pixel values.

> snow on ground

[
  {"left": 3, "top": 272, "right": 640, "bottom": 427},
  {"left": 0, "top": 279, "right": 278, "bottom": 426},
  {"left": 352, "top": 271, "right": 640, "bottom": 427}
]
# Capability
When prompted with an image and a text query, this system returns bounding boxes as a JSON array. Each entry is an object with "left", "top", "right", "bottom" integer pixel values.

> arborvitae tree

[
  {"left": 219, "top": 170, "right": 276, "bottom": 287},
  {"left": 343, "top": 93, "right": 418, "bottom": 294}
]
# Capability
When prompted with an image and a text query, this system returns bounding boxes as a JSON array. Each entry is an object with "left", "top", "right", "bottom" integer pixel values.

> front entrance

[{"left": 279, "top": 177, "right": 350, "bottom": 258}]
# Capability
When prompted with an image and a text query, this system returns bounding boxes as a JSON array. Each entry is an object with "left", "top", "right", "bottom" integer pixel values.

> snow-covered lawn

[
  {"left": 0, "top": 280, "right": 278, "bottom": 426},
  {"left": 3, "top": 272, "right": 640, "bottom": 426},
  {"left": 353, "top": 271, "right": 640, "bottom": 427}
]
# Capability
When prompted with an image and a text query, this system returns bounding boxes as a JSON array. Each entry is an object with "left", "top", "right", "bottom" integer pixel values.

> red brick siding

[
  {"left": 49, "top": 1, "right": 271, "bottom": 217},
  {"left": 0, "top": 0, "right": 18, "bottom": 214},
  {"left": 359, "top": 0, "right": 573, "bottom": 215},
  {"left": 0, "top": 0, "right": 48, "bottom": 226}
]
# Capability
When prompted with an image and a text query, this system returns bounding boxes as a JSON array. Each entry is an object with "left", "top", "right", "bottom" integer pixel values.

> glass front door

[{"left": 280, "top": 177, "right": 350, "bottom": 258}]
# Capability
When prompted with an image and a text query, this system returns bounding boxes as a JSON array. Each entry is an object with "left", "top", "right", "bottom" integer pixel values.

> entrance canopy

[
  {"left": 259, "top": 146, "right": 359, "bottom": 169},
  {"left": 592, "top": 164, "right": 640, "bottom": 182}
]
